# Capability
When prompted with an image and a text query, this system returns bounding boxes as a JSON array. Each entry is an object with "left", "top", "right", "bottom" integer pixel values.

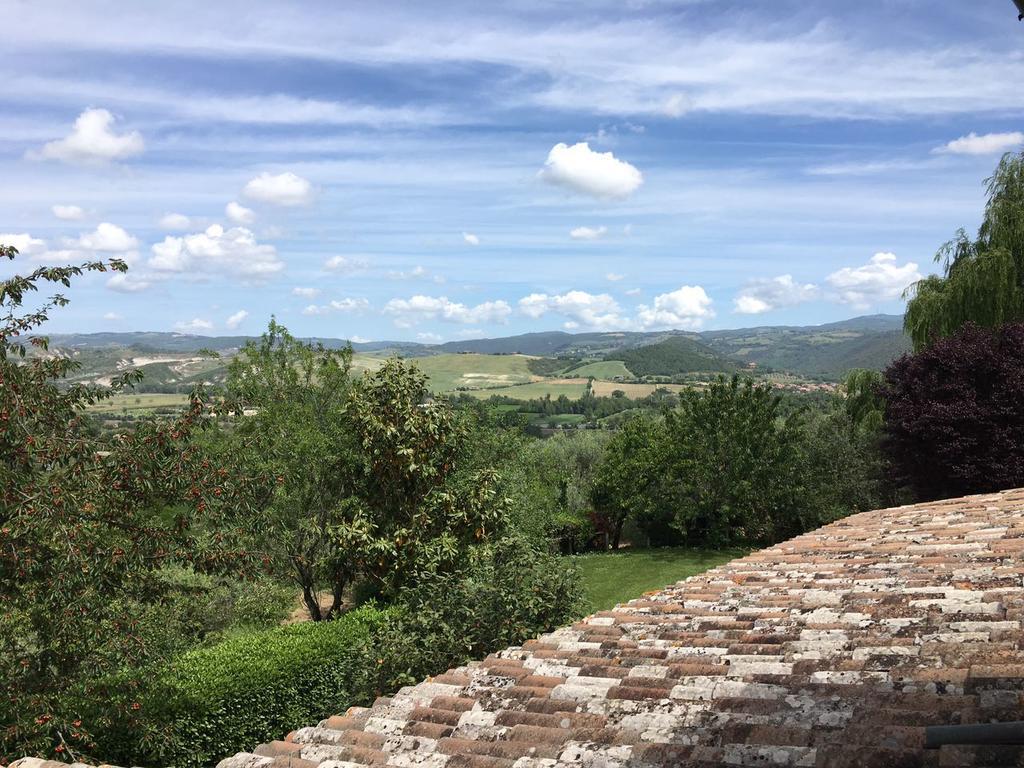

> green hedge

[{"left": 145, "top": 605, "right": 392, "bottom": 768}]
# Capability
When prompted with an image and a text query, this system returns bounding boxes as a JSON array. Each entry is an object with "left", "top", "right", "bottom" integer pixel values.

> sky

[{"left": 2, "top": 0, "right": 1023, "bottom": 342}]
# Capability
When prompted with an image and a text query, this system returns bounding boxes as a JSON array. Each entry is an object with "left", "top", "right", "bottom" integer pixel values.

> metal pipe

[{"left": 925, "top": 722, "right": 1024, "bottom": 749}]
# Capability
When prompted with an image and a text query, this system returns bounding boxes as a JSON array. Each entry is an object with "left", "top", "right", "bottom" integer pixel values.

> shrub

[
  {"left": 882, "top": 322, "right": 1024, "bottom": 500},
  {"left": 138, "top": 605, "right": 390, "bottom": 768}
]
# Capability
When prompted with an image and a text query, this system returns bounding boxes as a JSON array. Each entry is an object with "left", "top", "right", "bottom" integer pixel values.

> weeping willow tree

[{"left": 904, "top": 151, "right": 1024, "bottom": 350}]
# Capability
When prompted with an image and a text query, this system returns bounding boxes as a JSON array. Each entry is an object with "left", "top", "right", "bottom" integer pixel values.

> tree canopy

[{"left": 904, "top": 151, "right": 1024, "bottom": 349}]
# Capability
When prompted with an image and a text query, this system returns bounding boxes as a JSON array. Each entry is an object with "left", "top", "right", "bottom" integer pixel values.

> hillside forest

[{"left": 3, "top": 152, "right": 1024, "bottom": 768}]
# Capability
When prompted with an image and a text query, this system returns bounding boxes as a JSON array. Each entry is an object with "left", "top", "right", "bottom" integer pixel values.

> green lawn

[{"left": 572, "top": 547, "right": 744, "bottom": 613}]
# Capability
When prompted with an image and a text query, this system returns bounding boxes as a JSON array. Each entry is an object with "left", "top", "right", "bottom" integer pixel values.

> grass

[
  {"left": 466, "top": 380, "right": 590, "bottom": 400},
  {"left": 572, "top": 547, "right": 744, "bottom": 613},
  {"left": 86, "top": 393, "right": 192, "bottom": 413},
  {"left": 565, "top": 360, "right": 633, "bottom": 379},
  {"left": 413, "top": 354, "right": 535, "bottom": 392}
]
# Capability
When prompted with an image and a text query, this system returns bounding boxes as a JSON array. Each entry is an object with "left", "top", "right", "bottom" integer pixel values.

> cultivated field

[
  {"left": 466, "top": 380, "right": 590, "bottom": 400},
  {"left": 589, "top": 381, "right": 689, "bottom": 398},
  {"left": 413, "top": 353, "right": 535, "bottom": 392},
  {"left": 565, "top": 360, "right": 633, "bottom": 379},
  {"left": 85, "top": 393, "right": 191, "bottom": 413}
]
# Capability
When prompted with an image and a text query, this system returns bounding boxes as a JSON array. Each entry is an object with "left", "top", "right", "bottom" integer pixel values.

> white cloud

[
  {"left": 149, "top": 224, "right": 282, "bottom": 278},
  {"left": 225, "top": 309, "right": 248, "bottom": 329},
  {"left": 106, "top": 273, "right": 152, "bottom": 293},
  {"left": 606, "top": 272, "right": 624, "bottom": 282},
  {"left": 663, "top": 93, "right": 691, "bottom": 118},
  {"left": 243, "top": 171, "right": 314, "bottom": 206},
  {"left": 102, "top": 311, "right": 122, "bottom": 321},
  {"left": 0, "top": 233, "right": 47, "bottom": 258},
  {"left": 226, "top": 201, "right": 256, "bottom": 225},
  {"left": 52, "top": 204, "right": 84, "bottom": 221},
  {"left": 388, "top": 265, "right": 428, "bottom": 280},
  {"left": 302, "top": 298, "right": 370, "bottom": 316},
  {"left": 826, "top": 252, "right": 922, "bottom": 309},
  {"left": 31, "top": 108, "right": 143, "bottom": 164},
  {"left": 636, "top": 286, "right": 715, "bottom": 330},
  {"left": 538, "top": 142, "right": 643, "bottom": 200},
  {"left": 74, "top": 222, "right": 138, "bottom": 252},
  {"left": 349, "top": 335, "right": 371, "bottom": 344},
  {"left": 625, "top": 287, "right": 642, "bottom": 296},
  {"left": 463, "top": 232, "right": 480, "bottom": 246},
  {"left": 570, "top": 225, "right": 608, "bottom": 240},
  {"left": 292, "top": 286, "right": 321, "bottom": 298},
  {"left": 733, "top": 275, "right": 819, "bottom": 315},
  {"left": 175, "top": 318, "right": 214, "bottom": 333},
  {"left": 323, "top": 255, "right": 369, "bottom": 274},
  {"left": 518, "top": 290, "right": 627, "bottom": 330},
  {"left": 159, "top": 213, "right": 192, "bottom": 230},
  {"left": 417, "top": 332, "right": 443, "bottom": 343},
  {"left": 934, "top": 131, "right": 1024, "bottom": 156},
  {"left": 384, "top": 295, "right": 512, "bottom": 327}
]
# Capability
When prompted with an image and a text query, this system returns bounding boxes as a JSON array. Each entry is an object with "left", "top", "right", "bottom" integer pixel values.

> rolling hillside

[{"left": 605, "top": 336, "right": 737, "bottom": 376}]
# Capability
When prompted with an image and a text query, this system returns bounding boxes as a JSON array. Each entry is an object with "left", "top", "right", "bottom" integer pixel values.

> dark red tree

[{"left": 882, "top": 323, "right": 1024, "bottom": 501}]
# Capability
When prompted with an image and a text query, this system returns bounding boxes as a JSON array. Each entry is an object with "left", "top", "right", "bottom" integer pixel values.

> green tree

[
  {"left": 661, "top": 375, "right": 808, "bottom": 546},
  {"left": 591, "top": 414, "right": 667, "bottom": 549},
  {"left": 220, "top": 321, "right": 360, "bottom": 621},
  {"left": 0, "top": 247, "right": 255, "bottom": 763},
  {"left": 904, "top": 152, "right": 1024, "bottom": 349},
  {"left": 342, "top": 358, "right": 508, "bottom": 597}
]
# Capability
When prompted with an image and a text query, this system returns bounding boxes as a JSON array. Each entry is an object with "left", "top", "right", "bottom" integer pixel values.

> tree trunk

[
  {"left": 612, "top": 515, "right": 625, "bottom": 550},
  {"left": 302, "top": 583, "right": 323, "bottom": 621}
]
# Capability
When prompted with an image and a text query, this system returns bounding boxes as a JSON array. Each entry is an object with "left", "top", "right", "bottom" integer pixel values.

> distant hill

[
  {"left": 41, "top": 314, "right": 911, "bottom": 383},
  {"left": 701, "top": 314, "right": 910, "bottom": 379},
  {"left": 605, "top": 336, "right": 736, "bottom": 376}
]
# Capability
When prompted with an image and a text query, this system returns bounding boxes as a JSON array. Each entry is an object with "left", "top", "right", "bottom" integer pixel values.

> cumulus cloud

[
  {"left": 636, "top": 286, "right": 715, "bottom": 330},
  {"left": 74, "top": 222, "right": 138, "bottom": 252},
  {"left": 606, "top": 272, "right": 624, "bottom": 282},
  {"left": 243, "top": 171, "right": 314, "bottom": 206},
  {"left": 0, "top": 233, "right": 47, "bottom": 258},
  {"left": 292, "top": 286, "right": 320, "bottom": 298},
  {"left": 175, "top": 318, "right": 214, "bottom": 333},
  {"left": 323, "top": 255, "right": 369, "bottom": 274},
  {"left": 52, "top": 204, "right": 84, "bottom": 221},
  {"left": 934, "top": 131, "right": 1024, "bottom": 156},
  {"left": 733, "top": 275, "right": 819, "bottom": 315},
  {"left": 302, "top": 298, "right": 370, "bottom": 316},
  {"left": 226, "top": 201, "right": 255, "bottom": 225},
  {"left": 159, "top": 213, "right": 192, "bottom": 230},
  {"left": 102, "top": 312, "right": 122, "bottom": 321},
  {"left": 518, "top": 290, "right": 627, "bottom": 330},
  {"left": 570, "top": 225, "right": 608, "bottom": 240},
  {"left": 106, "top": 273, "right": 152, "bottom": 293},
  {"left": 826, "top": 252, "right": 922, "bottom": 309},
  {"left": 463, "top": 232, "right": 480, "bottom": 246},
  {"left": 149, "top": 224, "right": 282, "bottom": 278},
  {"left": 225, "top": 309, "right": 248, "bottom": 329},
  {"left": 31, "top": 108, "right": 143, "bottom": 164},
  {"left": 384, "top": 295, "right": 512, "bottom": 327},
  {"left": 538, "top": 142, "right": 643, "bottom": 200}
]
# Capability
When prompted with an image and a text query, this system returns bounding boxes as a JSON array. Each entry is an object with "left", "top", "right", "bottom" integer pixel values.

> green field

[
  {"left": 466, "top": 380, "right": 590, "bottom": 400},
  {"left": 86, "top": 393, "right": 191, "bottom": 413},
  {"left": 411, "top": 353, "right": 535, "bottom": 392},
  {"left": 573, "top": 547, "right": 744, "bottom": 612},
  {"left": 565, "top": 360, "right": 633, "bottom": 379}
]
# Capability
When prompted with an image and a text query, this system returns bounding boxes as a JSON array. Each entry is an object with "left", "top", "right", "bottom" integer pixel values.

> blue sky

[{"left": 2, "top": 0, "right": 1023, "bottom": 342}]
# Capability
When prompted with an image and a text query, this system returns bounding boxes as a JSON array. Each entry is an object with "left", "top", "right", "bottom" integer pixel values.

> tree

[
  {"left": 0, "top": 247, "right": 255, "bottom": 763},
  {"left": 660, "top": 375, "right": 808, "bottom": 547},
  {"left": 591, "top": 415, "right": 667, "bottom": 549},
  {"left": 343, "top": 358, "right": 508, "bottom": 597},
  {"left": 219, "top": 321, "right": 360, "bottom": 621},
  {"left": 904, "top": 152, "right": 1024, "bottom": 349},
  {"left": 221, "top": 344, "right": 509, "bottom": 617},
  {"left": 881, "top": 322, "right": 1024, "bottom": 501}
]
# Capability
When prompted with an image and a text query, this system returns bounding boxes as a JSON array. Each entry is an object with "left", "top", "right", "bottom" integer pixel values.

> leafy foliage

[
  {"left": 0, "top": 247, "right": 260, "bottom": 764},
  {"left": 881, "top": 323, "right": 1024, "bottom": 500},
  {"left": 905, "top": 152, "right": 1024, "bottom": 349}
]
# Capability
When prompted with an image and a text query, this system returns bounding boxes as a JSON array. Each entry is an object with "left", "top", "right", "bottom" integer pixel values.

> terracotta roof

[{"left": 14, "top": 489, "right": 1024, "bottom": 767}]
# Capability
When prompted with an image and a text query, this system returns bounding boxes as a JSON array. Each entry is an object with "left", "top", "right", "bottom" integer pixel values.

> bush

[
  {"left": 882, "top": 322, "right": 1024, "bottom": 500},
  {"left": 140, "top": 606, "right": 390, "bottom": 768},
  {"left": 107, "top": 539, "right": 581, "bottom": 768}
]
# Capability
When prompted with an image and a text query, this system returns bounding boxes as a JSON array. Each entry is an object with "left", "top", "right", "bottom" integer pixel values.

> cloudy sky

[{"left": 2, "top": 1, "right": 1023, "bottom": 341}]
